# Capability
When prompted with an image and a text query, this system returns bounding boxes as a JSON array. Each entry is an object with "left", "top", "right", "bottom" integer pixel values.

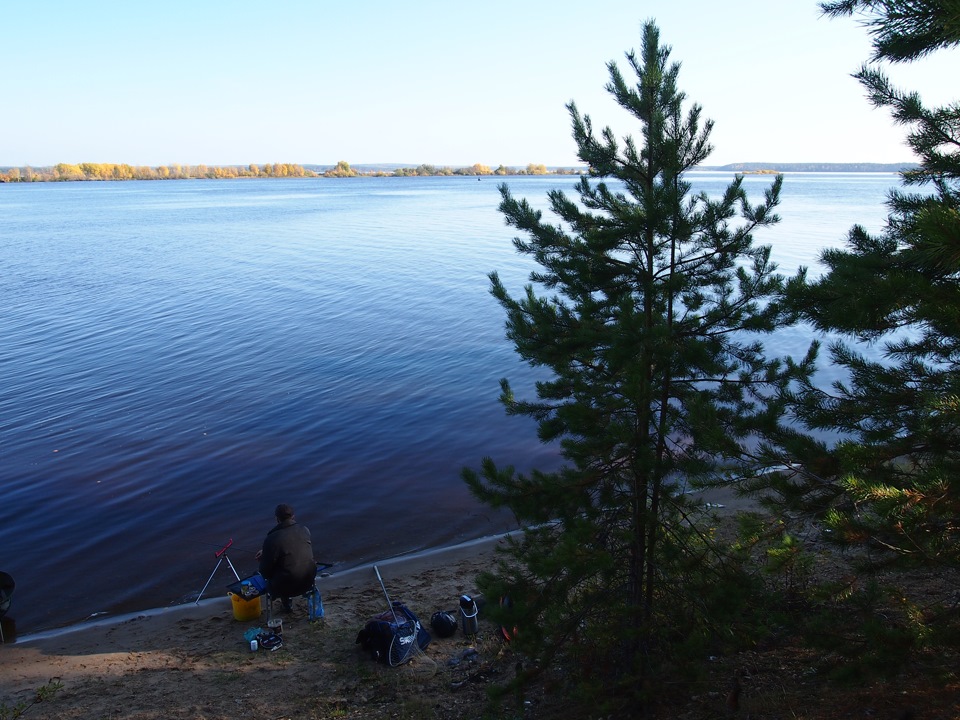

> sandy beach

[
  {"left": 0, "top": 488, "right": 756, "bottom": 719},
  {"left": 9, "top": 487, "right": 950, "bottom": 720},
  {"left": 1, "top": 533, "right": 514, "bottom": 719}
]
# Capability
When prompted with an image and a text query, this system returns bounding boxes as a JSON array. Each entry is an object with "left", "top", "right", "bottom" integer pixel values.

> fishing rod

[
  {"left": 191, "top": 538, "right": 260, "bottom": 555},
  {"left": 191, "top": 539, "right": 334, "bottom": 568},
  {"left": 373, "top": 565, "right": 400, "bottom": 624}
]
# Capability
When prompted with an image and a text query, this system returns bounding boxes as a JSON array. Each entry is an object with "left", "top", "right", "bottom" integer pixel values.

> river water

[{"left": 0, "top": 173, "right": 896, "bottom": 632}]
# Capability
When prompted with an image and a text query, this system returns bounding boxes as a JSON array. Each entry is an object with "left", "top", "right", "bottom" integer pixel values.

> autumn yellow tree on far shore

[{"left": 1, "top": 161, "right": 584, "bottom": 183}]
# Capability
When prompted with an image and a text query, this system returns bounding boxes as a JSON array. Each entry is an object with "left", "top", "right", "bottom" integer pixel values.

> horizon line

[{"left": 0, "top": 160, "right": 918, "bottom": 171}]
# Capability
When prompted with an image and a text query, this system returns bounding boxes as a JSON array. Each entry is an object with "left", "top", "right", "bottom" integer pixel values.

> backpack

[{"left": 356, "top": 601, "right": 431, "bottom": 666}]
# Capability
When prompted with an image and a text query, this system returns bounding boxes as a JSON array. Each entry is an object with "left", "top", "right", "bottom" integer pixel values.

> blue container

[{"left": 307, "top": 586, "right": 324, "bottom": 621}]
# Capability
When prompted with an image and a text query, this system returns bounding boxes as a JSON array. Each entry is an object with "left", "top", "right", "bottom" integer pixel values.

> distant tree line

[
  {"left": 715, "top": 162, "right": 917, "bottom": 172},
  {"left": 0, "top": 162, "right": 314, "bottom": 182},
  {"left": 1, "top": 160, "right": 916, "bottom": 184},
  {"left": 386, "top": 162, "right": 581, "bottom": 176},
  {"left": 0, "top": 161, "right": 584, "bottom": 183},
  {"left": 325, "top": 161, "right": 583, "bottom": 177}
]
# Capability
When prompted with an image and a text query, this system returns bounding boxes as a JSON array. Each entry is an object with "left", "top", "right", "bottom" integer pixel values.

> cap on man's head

[{"left": 275, "top": 503, "right": 295, "bottom": 520}]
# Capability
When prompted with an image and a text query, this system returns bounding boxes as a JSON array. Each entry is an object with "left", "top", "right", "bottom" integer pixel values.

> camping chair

[{"left": 265, "top": 562, "right": 330, "bottom": 623}]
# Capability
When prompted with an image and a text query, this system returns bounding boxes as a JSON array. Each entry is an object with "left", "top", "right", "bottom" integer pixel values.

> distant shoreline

[
  {"left": 710, "top": 161, "right": 916, "bottom": 173},
  {"left": 0, "top": 161, "right": 916, "bottom": 183},
  {"left": 0, "top": 161, "right": 585, "bottom": 183}
]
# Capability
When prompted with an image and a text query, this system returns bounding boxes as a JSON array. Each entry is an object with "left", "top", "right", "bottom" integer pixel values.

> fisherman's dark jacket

[{"left": 258, "top": 519, "right": 315, "bottom": 597}]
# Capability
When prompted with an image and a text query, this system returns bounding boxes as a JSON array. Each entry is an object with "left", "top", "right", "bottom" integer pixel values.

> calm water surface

[{"left": 0, "top": 173, "right": 896, "bottom": 632}]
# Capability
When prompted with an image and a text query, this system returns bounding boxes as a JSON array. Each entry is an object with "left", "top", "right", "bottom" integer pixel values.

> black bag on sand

[
  {"left": 430, "top": 610, "right": 458, "bottom": 638},
  {"left": 356, "top": 601, "right": 431, "bottom": 667}
]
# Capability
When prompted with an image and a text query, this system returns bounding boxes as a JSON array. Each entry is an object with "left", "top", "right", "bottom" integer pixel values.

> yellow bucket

[{"left": 229, "top": 592, "right": 262, "bottom": 622}]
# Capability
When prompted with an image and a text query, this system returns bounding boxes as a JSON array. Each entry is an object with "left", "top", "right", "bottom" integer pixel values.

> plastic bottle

[{"left": 250, "top": 639, "right": 258, "bottom": 652}]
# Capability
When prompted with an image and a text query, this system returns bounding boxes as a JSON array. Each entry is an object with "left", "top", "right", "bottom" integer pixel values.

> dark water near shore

[{"left": 0, "top": 173, "right": 895, "bottom": 632}]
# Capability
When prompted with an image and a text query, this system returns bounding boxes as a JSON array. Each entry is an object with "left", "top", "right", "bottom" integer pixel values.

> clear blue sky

[{"left": 3, "top": 0, "right": 955, "bottom": 167}]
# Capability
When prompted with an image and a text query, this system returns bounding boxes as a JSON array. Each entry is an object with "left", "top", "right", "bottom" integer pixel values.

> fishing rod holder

[{"left": 195, "top": 538, "right": 241, "bottom": 604}]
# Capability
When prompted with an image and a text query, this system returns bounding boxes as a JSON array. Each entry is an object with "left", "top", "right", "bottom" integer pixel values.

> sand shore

[
  {"left": 0, "top": 488, "right": 755, "bottom": 719},
  {"left": 0, "top": 532, "right": 509, "bottom": 719}
]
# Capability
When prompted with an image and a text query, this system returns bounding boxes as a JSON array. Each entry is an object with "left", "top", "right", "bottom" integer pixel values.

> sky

[{"left": 3, "top": 0, "right": 956, "bottom": 168}]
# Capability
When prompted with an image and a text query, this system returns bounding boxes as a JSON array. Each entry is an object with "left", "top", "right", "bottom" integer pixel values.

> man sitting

[{"left": 256, "top": 504, "right": 316, "bottom": 612}]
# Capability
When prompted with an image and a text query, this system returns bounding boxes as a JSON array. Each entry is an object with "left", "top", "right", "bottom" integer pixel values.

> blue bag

[{"left": 355, "top": 601, "right": 431, "bottom": 666}]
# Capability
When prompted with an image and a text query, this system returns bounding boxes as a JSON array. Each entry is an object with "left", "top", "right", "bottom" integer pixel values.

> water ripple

[{"left": 0, "top": 174, "right": 895, "bottom": 630}]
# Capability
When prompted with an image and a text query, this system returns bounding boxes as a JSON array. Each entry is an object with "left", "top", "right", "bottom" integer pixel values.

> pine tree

[
  {"left": 463, "top": 21, "right": 810, "bottom": 705},
  {"left": 784, "top": 2, "right": 960, "bottom": 564},
  {"left": 821, "top": 0, "right": 960, "bottom": 61}
]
